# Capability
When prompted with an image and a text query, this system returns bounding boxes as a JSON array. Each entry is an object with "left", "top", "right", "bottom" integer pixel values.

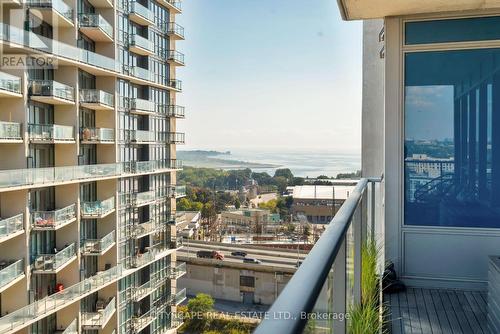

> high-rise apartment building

[{"left": 0, "top": 0, "right": 186, "bottom": 333}]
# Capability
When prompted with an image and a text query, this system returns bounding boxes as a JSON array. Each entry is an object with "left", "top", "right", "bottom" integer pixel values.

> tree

[
  {"left": 274, "top": 168, "right": 294, "bottom": 181},
  {"left": 234, "top": 199, "right": 241, "bottom": 209},
  {"left": 273, "top": 176, "right": 288, "bottom": 193},
  {"left": 187, "top": 293, "right": 214, "bottom": 313}
]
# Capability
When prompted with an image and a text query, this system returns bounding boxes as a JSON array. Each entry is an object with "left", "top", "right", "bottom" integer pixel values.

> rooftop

[{"left": 289, "top": 185, "right": 355, "bottom": 200}]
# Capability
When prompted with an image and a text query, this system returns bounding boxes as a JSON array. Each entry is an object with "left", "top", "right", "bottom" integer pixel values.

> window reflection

[{"left": 405, "top": 49, "right": 500, "bottom": 228}]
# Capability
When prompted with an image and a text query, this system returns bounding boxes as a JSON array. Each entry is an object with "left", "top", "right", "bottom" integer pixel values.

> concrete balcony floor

[{"left": 387, "top": 288, "right": 488, "bottom": 334}]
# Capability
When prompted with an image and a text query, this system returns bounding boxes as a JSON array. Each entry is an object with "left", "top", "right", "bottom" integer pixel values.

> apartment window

[
  {"left": 240, "top": 275, "right": 255, "bottom": 288},
  {"left": 404, "top": 47, "right": 500, "bottom": 228}
]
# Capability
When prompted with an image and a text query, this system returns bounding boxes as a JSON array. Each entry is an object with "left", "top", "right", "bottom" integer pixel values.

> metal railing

[
  {"left": 81, "top": 297, "right": 116, "bottom": 328},
  {"left": 80, "top": 127, "right": 114, "bottom": 142},
  {"left": 78, "top": 13, "right": 113, "bottom": 38},
  {"left": 27, "top": 0, "right": 73, "bottom": 22},
  {"left": 165, "top": 50, "right": 185, "bottom": 64},
  {"left": 119, "top": 190, "right": 155, "bottom": 207},
  {"left": 33, "top": 243, "right": 76, "bottom": 272},
  {"left": 129, "top": 34, "right": 154, "bottom": 52},
  {"left": 0, "top": 121, "right": 22, "bottom": 140},
  {"left": 80, "top": 89, "right": 114, "bottom": 107},
  {"left": 81, "top": 196, "right": 115, "bottom": 218},
  {"left": 28, "top": 124, "right": 74, "bottom": 142},
  {"left": 0, "top": 72, "right": 21, "bottom": 94},
  {"left": 131, "top": 220, "right": 159, "bottom": 239},
  {"left": 0, "top": 213, "right": 24, "bottom": 240},
  {"left": 0, "top": 259, "right": 24, "bottom": 290},
  {"left": 29, "top": 80, "right": 75, "bottom": 102},
  {"left": 166, "top": 0, "right": 182, "bottom": 11},
  {"left": 254, "top": 177, "right": 382, "bottom": 334},
  {"left": 132, "top": 308, "right": 155, "bottom": 332},
  {"left": 129, "top": 97, "right": 155, "bottom": 112},
  {"left": 169, "top": 262, "right": 186, "bottom": 279},
  {"left": 32, "top": 204, "right": 76, "bottom": 229},
  {"left": 166, "top": 132, "right": 185, "bottom": 144},
  {"left": 170, "top": 288, "right": 187, "bottom": 306},
  {"left": 156, "top": 184, "right": 186, "bottom": 198},
  {"left": 0, "top": 265, "right": 122, "bottom": 333},
  {"left": 159, "top": 104, "right": 185, "bottom": 118},
  {"left": 127, "top": 129, "right": 156, "bottom": 142},
  {"left": 130, "top": 1, "right": 154, "bottom": 23},
  {"left": 165, "top": 22, "right": 184, "bottom": 38},
  {"left": 167, "top": 79, "right": 182, "bottom": 91},
  {"left": 81, "top": 232, "right": 115, "bottom": 255}
]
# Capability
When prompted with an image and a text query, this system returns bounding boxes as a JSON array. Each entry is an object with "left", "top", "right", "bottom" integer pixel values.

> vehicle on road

[
  {"left": 196, "top": 250, "right": 224, "bottom": 260},
  {"left": 243, "top": 258, "right": 262, "bottom": 264},
  {"left": 231, "top": 251, "right": 247, "bottom": 257}
]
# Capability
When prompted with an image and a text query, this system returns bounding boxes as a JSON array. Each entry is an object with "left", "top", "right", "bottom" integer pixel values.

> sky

[{"left": 175, "top": 0, "right": 362, "bottom": 153}]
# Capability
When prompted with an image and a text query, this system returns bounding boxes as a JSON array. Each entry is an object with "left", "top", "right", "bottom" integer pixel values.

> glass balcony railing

[
  {"left": 81, "top": 297, "right": 115, "bottom": 329},
  {"left": 129, "top": 34, "right": 154, "bottom": 53},
  {"left": 165, "top": 50, "right": 185, "bottom": 64},
  {"left": 0, "top": 72, "right": 21, "bottom": 94},
  {"left": 167, "top": 79, "right": 182, "bottom": 91},
  {"left": 81, "top": 197, "right": 115, "bottom": 218},
  {"left": 169, "top": 262, "right": 186, "bottom": 279},
  {"left": 254, "top": 177, "right": 382, "bottom": 334},
  {"left": 0, "top": 259, "right": 24, "bottom": 290},
  {"left": 130, "top": 2, "right": 154, "bottom": 23},
  {"left": 130, "top": 97, "right": 155, "bottom": 113},
  {"left": 131, "top": 249, "right": 155, "bottom": 268},
  {"left": 59, "top": 318, "right": 77, "bottom": 334},
  {"left": 169, "top": 236, "right": 183, "bottom": 250},
  {"left": 80, "top": 89, "right": 114, "bottom": 107},
  {"left": 129, "top": 66, "right": 152, "bottom": 81},
  {"left": 81, "top": 232, "right": 115, "bottom": 255},
  {"left": 156, "top": 104, "right": 185, "bottom": 118},
  {"left": 128, "top": 130, "right": 156, "bottom": 143},
  {"left": 0, "top": 121, "right": 22, "bottom": 141},
  {"left": 78, "top": 13, "right": 113, "bottom": 38},
  {"left": 119, "top": 190, "right": 155, "bottom": 207},
  {"left": 0, "top": 265, "right": 122, "bottom": 333},
  {"left": 132, "top": 308, "right": 155, "bottom": 332},
  {"left": 29, "top": 80, "right": 75, "bottom": 102},
  {"left": 170, "top": 288, "right": 186, "bottom": 306},
  {"left": 165, "top": 0, "right": 182, "bottom": 12},
  {"left": 32, "top": 204, "right": 76, "bottom": 230},
  {"left": 165, "top": 22, "right": 185, "bottom": 39},
  {"left": 131, "top": 220, "right": 158, "bottom": 239},
  {"left": 156, "top": 184, "right": 186, "bottom": 199},
  {"left": 33, "top": 243, "right": 76, "bottom": 273},
  {"left": 27, "top": 0, "right": 74, "bottom": 22},
  {"left": 80, "top": 127, "right": 114, "bottom": 142},
  {"left": 0, "top": 213, "right": 24, "bottom": 240},
  {"left": 166, "top": 132, "right": 185, "bottom": 144},
  {"left": 28, "top": 124, "right": 75, "bottom": 142}
]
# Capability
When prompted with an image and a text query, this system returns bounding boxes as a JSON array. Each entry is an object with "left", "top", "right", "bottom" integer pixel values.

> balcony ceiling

[{"left": 337, "top": 0, "right": 500, "bottom": 20}]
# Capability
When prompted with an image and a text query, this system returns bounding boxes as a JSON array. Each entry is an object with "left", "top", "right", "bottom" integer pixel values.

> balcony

[
  {"left": 55, "top": 318, "right": 77, "bottom": 334},
  {"left": 0, "top": 259, "right": 24, "bottom": 293},
  {"left": 123, "top": 65, "right": 152, "bottom": 82},
  {"left": 129, "top": 97, "right": 156, "bottom": 115},
  {"left": 120, "top": 190, "right": 156, "bottom": 208},
  {"left": 157, "top": 184, "right": 186, "bottom": 199},
  {"left": 81, "top": 297, "right": 115, "bottom": 330},
  {"left": 0, "top": 213, "right": 24, "bottom": 243},
  {"left": 167, "top": 79, "right": 182, "bottom": 91},
  {"left": 80, "top": 127, "right": 115, "bottom": 144},
  {"left": 165, "top": 132, "right": 185, "bottom": 144},
  {"left": 132, "top": 308, "right": 155, "bottom": 333},
  {"left": 129, "top": 35, "right": 154, "bottom": 56},
  {"left": 169, "top": 236, "right": 183, "bottom": 250},
  {"left": 26, "top": 0, "right": 74, "bottom": 27},
  {"left": 29, "top": 80, "right": 75, "bottom": 105},
  {"left": 0, "top": 265, "right": 122, "bottom": 334},
  {"left": 33, "top": 243, "right": 77, "bottom": 274},
  {"left": 78, "top": 13, "right": 113, "bottom": 42},
  {"left": 80, "top": 89, "right": 114, "bottom": 111},
  {"left": 87, "top": 0, "right": 112, "bottom": 8},
  {"left": 128, "top": 129, "right": 156, "bottom": 143},
  {"left": 129, "top": 1, "right": 154, "bottom": 26},
  {"left": 169, "top": 262, "right": 186, "bottom": 279},
  {"left": 165, "top": 50, "right": 185, "bottom": 66},
  {"left": 0, "top": 72, "right": 22, "bottom": 98},
  {"left": 131, "top": 220, "right": 159, "bottom": 239},
  {"left": 81, "top": 232, "right": 115, "bottom": 256},
  {"left": 165, "top": 22, "right": 185, "bottom": 40},
  {"left": 0, "top": 122, "right": 22, "bottom": 143},
  {"left": 161, "top": 0, "right": 182, "bottom": 13},
  {"left": 31, "top": 204, "right": 77, "bottom": 230},
  {"left": 81, "top": 197, "right": 115, "bottom": 219},
  {"left": 169, "top": 288, "right": 187, "bottom": 306},
  {"left": 28, "top": 124, "right": 75, "bottom": 143},
  {"left": 254, "top": 178, "right": 383, "bottom": 334},
  {"left": 158, "top": 104, "right": 185, "bottom": 118}
]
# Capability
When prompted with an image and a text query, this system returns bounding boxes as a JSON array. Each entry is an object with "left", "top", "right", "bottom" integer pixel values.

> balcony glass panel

[
  {"left": 0, "top": 213, "right": 23, "bottom": 239},
  {"left": 0, "top": 259, "right": 24, "bottom": 289},
  {"left": 132, "top": 309, "right": 155, "bottom": 331},
  {"left": 170, "top": 288, "right": 186, "bottom": 305},
  {"left": 29, "top": 124, "right": 74, "bottom": 141},
  {"left": 165, "top": 22, "right": 184, "bottom": 38},
  {"left": 81, "top": 297, "right": 115, "bottom": 328},
  {"left": 27, "top": 0, "right": 73, "bottom": 21},
  {"left": 59, "top": 318, "right": 77, "bottom": 334},
  {"left": 33, "top": 243, "right": 76, "bottom": 272},
  {"left": 167, "top": 132, "right": 185, "bottom": 144},
  {"left": 79, "top": 13, "right": 113, "bottom": 38},
  {"left": 30, "top": 80, "right": 75, "bottom": 101},
  {"left": 0, "top": 72, "right": 21, "bottom": 94},
  {"left": 131, "top": 220, "right": 157, "bottom": 238},
  {"left": 32, "top": 204, "right": 76, "bottom": 229},
  {"left": 130, "top": 130, "right": 155, "bottom": 142},
  {"left": 168, "top": 79, "right": 182, "bottom": 91},
  {"left": 166, "top": 0, "right": 181, "bottom": 11},
  {"left": 81, "top": 127, "right": 114, "bottom": 142},
  {"left": 129, "top": 66, "right": 151, "bottom": 81},
  {"left": 80, "top": 89, "right": 114, "bottom": 106},
  {"left": 165, "top": 50, "right": 185, "bottom": 64},
  {"left": 130, "top": 2, "right": 154, "bottom": 22},
  {"left": 130, "top": 98, "right": 155, "bottom": 112},
  {"left": 0, "top": 121, "right": 21, "bottom": 140},
  {"left": 169, "top": 262, "right": 186, "bottom": 279},
  {"left": 405, "top": 48, "right": 500, "bottom": 228},
  {"left": 130, "top": 35, "right": 153, "bottom": 52},
  {"left": 81, "top": 232, "right": 114, "bottom": 254},
  {"left": 81, "top": 197, "right": 115, "bottom": 217}
]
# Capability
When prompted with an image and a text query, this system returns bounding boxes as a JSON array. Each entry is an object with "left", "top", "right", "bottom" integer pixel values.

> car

[
  {"left": 231, "top": 251, "right": 247, "bottom": 257},
  {"left": 243, "top": 258, "right": 262, "bottom": 264}
]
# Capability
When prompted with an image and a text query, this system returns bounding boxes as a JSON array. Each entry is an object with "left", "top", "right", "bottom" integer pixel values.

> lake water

[{"left": 213, "top": 148, "right": 361, "bottom": 178}]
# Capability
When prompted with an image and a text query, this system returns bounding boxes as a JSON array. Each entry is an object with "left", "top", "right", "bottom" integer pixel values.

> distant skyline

[{"left": 176, "top": 0, "right": 362, "bottom": 153}]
